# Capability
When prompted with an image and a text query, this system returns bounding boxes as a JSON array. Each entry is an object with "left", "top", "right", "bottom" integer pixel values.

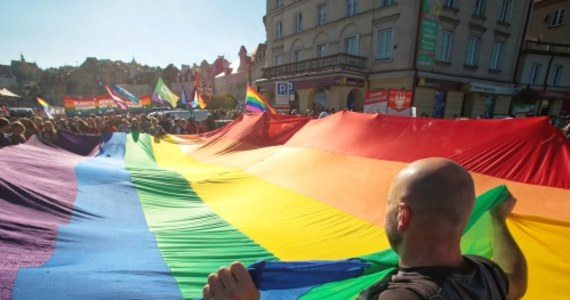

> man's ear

[{"left": 398, "top": 203, "right": 411, "bottom": 231}]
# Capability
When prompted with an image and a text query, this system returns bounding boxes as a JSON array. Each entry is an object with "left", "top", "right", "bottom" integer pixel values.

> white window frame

[
  {"left": 347, "top": 0, "right": 358, "bottom": 17},
  {"left": 295, "top": 14, "right": 302, "bottom": 33},
  {"left": 318, "top": 4, "right": 327, "bottom": 26},
  {"left": 376, "top": 28, "right": 393, "bottom": 60},
  {"left": 489, "top": 41, "right": 504, "bottom": 70},
  {"left": 344, "top": 35, "right": 359, "bottom": 55},
  {"left": 474, "top": 0, "right": 486, "bottom": 16},
  {"left": 293, "top": 49, "right": 303, "bottom": 62},
  {"left": 383, "top": 0, "right": 396, "bottom": 6},
  {"left": 437, "top": 30, "right": 453, "bottom": 62},
  {"left": 275, "top": 55, "right": 283, "bottom": 66},
  {"left": 499, "top": 0, "right": 513, "bottom": 24},
  {"left": 443, "top": 0, "right": 455, "bottom": 8},
  {"left": 316, "top": 44, "right": 328, "bottom": 57},
  {"left": 465, "top": 36, "right": 480, "bottom": 66},
  {"left": 276, "top": 22, "right": 282, "bottom": 39},
  {"left": 549, "top": 65, "right": 563, "bottom": 86},
  {"left": 550, "top": 8, "right": 566, "bottom": 27},
  {"left": 529, "top": 63, "right": 542, "bottom": 85},
  {"left": 276, "top": 0, "right": 284, "bottom": 9}
]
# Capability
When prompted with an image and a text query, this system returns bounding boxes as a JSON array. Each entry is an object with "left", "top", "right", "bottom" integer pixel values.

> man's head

[
  {"left": 0, "top": 117, "right": 10, "bottom": 133},
  {"left": 385, "top": 158, "right": 475, "bottom": 253}
]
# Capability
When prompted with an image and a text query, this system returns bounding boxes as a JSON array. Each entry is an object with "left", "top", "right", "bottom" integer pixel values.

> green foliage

[{"left": 207, "top": 93, "right": 237, "bottom": 110}]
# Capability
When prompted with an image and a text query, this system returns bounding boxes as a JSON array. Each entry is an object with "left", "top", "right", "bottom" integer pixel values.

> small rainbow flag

[
  {"left": 245, "top": 85, "right": 276, "bottom": 113},
  {"left": 193, "top": 90, "right": 207, "bottom": 109},
  {"left": 36, "top": 97, "right": 49, "bottom": 109},
  {"left": 36, "top": 97, "right": 53, "bottom": 119}
]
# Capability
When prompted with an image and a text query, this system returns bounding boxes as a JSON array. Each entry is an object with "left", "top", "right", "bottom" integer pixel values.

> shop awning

[{"left": 0, "top": 88, "right": 21, "bottom": 98}]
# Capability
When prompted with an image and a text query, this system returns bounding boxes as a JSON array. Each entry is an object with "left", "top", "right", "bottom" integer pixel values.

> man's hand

[
  {"left": 203, "top": 261, "right": 260, "bottom": 300},
  {"left": 490, "top": 191, "right": 516, "bottom": 221}
]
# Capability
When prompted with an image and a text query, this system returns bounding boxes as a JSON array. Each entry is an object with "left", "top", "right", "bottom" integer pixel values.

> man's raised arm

[{"left": 490, "top": 192, "right": 528, "bottom": 300}]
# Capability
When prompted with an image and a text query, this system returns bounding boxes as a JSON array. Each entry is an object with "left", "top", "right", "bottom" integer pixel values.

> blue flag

[
  {"left": 112, "top": 85, "right": 139, "bottom": 103},
  {"left": 180, "top": 87, "right": 188, "bottom": 106}
]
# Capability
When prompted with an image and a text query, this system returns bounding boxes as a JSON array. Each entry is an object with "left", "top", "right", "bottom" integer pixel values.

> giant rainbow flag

[{"left": 0, "top": 112, "right": 569, "bottom": 299}]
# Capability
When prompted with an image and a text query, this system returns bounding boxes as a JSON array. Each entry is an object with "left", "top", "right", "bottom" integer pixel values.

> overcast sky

[{"left": 0, "top": 0, "right": 267, "bottom": 69}]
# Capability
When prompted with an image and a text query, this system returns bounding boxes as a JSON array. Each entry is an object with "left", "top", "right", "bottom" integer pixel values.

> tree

[{"left": 207, "top": 93, "right": 237, "bottom": 110}]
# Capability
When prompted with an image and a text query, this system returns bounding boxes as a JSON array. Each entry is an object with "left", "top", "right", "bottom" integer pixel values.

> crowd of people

[
  {"left": 0, "top": 108, "right": 245, "bottom": 149},
  {"left": 1, "top": 104, "right": 569, "bottom": 150}
]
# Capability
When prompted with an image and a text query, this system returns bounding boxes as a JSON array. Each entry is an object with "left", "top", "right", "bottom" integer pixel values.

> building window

[
  {"left": 276, "top": 22, "right": 282, "bottom": 39},
  {"left": 344, "top": 36, "right": 358, "bottom": 55},
  {"left": 383, "top": 0, "right": 396, "bottom": 6},
  {"left": 489, "top": 42, "right": 504, "bottom": 70},
  {"left": 443, "top": 0, "right": 455, "bottom": 8},
  {"left": 376, "top": 28, "right": 393, "bottom": 60},
  {"left": 474, "top": 0, "right": 486, "bottom": 16},
  {"left": 550, "top": 65, "right": 563, "bottom": 86},
  {"left": 295, "top": 14, "right": 302, "bottom": 33},
  {"left": 437, "top": 30, "right": 453, "bottom": 62},
  {"left": 550, "top": 8, "right": 566, "bottom": 27},
  {"left": 347, "top": 0, "right": 358, "bottom": 16},
  {"left": 498, "top": 0, "right": 512, "bottom": 24},
  {"left": 316, "top": 44, "right": 328, "bottom": 57},
  {"left": 293, "top": 49, "right": 303, "bottom": 62},
  {"left": 275, "top": 55, "right": 283, "bottom": 66},
  {"left": 318, "top": 4, "right": 327, "bottom": 25},
  {"left": 465, "top": 36, "right": 480, "bottom": 66},
  {"left": 276, "top": 0, "right": 284, "bottom": 9},
  {"left": 529, "top": 63, "right": 542, "bottom": 84}
]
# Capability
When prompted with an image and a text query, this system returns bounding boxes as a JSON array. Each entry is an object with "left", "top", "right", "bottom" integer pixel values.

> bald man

[{"left": 203, "top": 158, "right": 527, "bottom": 300}]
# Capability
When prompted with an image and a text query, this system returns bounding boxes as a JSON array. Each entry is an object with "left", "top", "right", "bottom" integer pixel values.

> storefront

[
  {"left": 535, "top": 90, "right": 570, "bottom": 118},
  {"left": 364, "top": 89, "right": 414, "bottom": 116},
  {"left": 463, "top": 83, "right": 514, "bottom": 118},
  {"left": 414, "top": 77, "right": 465, "bottom": 118},
  {"left": 511, "top": 89, "right": 570, "bottom": 118},
  {"left": 258, "top": 75, "right": 366, "bottom": 113}
]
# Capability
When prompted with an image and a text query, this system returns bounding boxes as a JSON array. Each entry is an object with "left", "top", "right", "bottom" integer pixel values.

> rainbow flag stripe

[
  {"left": 1, "top": 112, "right": 569, "bottom": 299},
  {"left": 36, "top": 97, "right": 49, "bottom": 109},
  {"left": 245, "top": 85, "right": 276, "bottom": 113}
]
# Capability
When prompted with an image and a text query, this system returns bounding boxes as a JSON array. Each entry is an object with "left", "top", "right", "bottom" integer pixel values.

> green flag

[{"left": 152, "top": 77, "right": 179, "bottom": 108}]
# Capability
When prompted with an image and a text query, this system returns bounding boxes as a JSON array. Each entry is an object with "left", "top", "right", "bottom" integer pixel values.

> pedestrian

[
  {"left": 0, "top": 117, "right": 11, "bottom": 148},
  {"left": 10, "top": 121, "right": 27, "bottom": 145}
]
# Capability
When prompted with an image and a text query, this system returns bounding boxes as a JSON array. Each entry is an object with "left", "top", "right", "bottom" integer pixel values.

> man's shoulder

[
  {"left": 360, "top": 256, "right": 508, "bottom": 300},
  {"left": 359, "top": 266, "right": 446, "bottom": 300},
  {"left": 378, "top": 288, "right": 425, "bottom": 300},
  {"left": 462, "top": 255, "right": 509, "bottom": 295}
]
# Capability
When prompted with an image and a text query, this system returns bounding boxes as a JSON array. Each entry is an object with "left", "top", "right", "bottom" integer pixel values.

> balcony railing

[
  {"left": 522, "top": 40, "right": 570, "bottom": 56},
  {"left": 262, "top": 53, "right": 367, "bottom": 79}
]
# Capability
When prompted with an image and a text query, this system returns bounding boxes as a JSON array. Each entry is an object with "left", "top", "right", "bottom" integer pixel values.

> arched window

[{"left": 314, "top": 90, "right": 328, "bottom": 109}]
